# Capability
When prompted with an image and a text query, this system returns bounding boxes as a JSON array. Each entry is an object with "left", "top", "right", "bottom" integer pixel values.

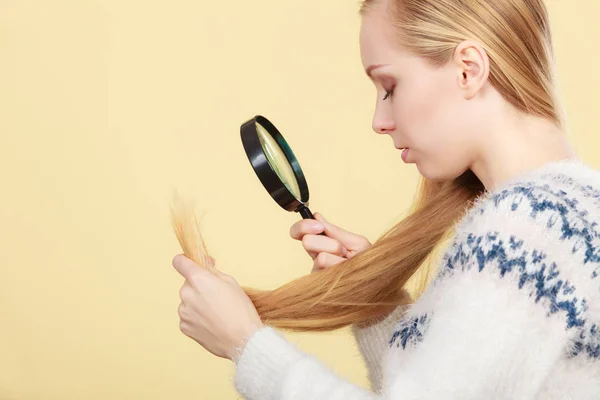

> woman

[{"left": 172, "top": 0, "right": 600, "bottom": 398}]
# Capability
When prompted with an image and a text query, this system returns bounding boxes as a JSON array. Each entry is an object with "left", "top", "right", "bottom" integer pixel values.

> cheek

[{"left": 394, "top": 78, "right": 463, "bottom": 152}]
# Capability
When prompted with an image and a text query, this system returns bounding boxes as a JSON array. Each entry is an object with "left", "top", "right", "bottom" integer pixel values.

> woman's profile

[{"left": 171, "top": 0, "right": 600, "bottom": 398}]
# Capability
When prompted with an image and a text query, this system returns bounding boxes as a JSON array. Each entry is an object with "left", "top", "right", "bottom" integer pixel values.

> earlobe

[{"left": 460, "top": 68, "right": 480, "bottom": 100}]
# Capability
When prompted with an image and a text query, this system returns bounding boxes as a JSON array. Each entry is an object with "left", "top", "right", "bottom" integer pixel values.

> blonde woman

[{"left": 172, "top": 0, "right": 600, "bottom": 398}]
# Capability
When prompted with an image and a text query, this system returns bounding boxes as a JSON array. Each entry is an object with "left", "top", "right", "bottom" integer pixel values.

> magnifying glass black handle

[{"left": 298, "top": 205, "right": 327, "bottom": 236}]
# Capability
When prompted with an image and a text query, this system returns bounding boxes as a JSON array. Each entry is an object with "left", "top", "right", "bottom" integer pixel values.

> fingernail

[
  {"left": 311, "top": 222, "right": 325, "bottom": 230},
  {"left": 317, "top": 213, "right": 327, "bottom": 223}
]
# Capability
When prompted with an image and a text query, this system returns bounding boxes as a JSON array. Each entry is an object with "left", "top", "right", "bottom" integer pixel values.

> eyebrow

[{"left": 365, "top": 64, "right": 389, "bottom": 78}]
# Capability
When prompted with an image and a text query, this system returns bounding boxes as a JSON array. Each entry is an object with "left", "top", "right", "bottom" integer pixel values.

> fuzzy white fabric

[{"left": 233, "top": 158, "right": 600, "bottom": 399}]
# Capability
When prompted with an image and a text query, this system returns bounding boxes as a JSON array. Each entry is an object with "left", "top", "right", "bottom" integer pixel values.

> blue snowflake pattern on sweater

[
  {"left": 389, "top": 181, "right": 600, "bottom": 358},
  {"left": 445, "top": 183, "right": 600, "bottom": 358},
  {"left": 389, "top": 313, "right": 430, "bottom": 349}
]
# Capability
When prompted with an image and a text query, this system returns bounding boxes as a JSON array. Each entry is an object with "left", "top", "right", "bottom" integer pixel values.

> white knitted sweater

[{"left": 233, "top": 158, "right": 600, "bottom": 399}]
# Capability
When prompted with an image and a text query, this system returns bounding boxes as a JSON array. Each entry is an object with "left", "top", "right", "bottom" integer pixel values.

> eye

[{"left": 382, "top": 86, "right": 395, "bottom": 100}]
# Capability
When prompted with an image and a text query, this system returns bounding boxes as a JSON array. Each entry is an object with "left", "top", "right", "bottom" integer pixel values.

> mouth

[{"left": 400, "top": 147, "right": 410, "bottom": 162}]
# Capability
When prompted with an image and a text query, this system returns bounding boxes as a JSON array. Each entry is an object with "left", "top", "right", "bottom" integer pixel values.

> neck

[{"left": 470, "top": 112, "right": 580, "bottom": 192}]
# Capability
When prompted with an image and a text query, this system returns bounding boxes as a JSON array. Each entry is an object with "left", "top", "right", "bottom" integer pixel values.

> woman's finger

[
  {"left": 173, "top": 254, "right": 198, "bottom": 280},
  {"left": 302, "top": 234, "right": 348, "bottom": 260},
  {"left": 314, "top": 213, "right": 371, "bottom": 251},
  {"left": 312, "top": 252, "right": 347, "bottom": 273},
  {"left": 290, "top": 219, "right": 325, "bottom": 240}
]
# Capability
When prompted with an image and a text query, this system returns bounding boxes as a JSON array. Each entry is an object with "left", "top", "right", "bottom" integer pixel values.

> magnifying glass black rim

[{"left": 240, "top": 115, "right": 310, "bottom": 213}]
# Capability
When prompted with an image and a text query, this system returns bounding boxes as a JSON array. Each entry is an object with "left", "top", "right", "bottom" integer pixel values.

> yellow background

[{"left": 1, "top": 1, "right": 598, "bottom": 398}]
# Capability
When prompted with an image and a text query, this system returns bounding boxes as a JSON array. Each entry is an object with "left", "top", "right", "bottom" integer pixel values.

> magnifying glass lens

[{"left": 256, "top": 122, "right": 302, "bottom": 200}]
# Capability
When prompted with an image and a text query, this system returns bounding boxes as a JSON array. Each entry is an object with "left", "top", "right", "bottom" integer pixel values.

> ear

[{"left": 452, "top": 40, "right": 490, "bottom": 100}]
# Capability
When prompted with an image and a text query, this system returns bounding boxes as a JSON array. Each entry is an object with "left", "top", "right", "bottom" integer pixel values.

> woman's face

[{"left": 359, "top": 3, "right": 484, "bottom": 181}]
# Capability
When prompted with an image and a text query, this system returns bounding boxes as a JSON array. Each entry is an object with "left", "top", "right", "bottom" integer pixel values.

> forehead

[{"left": 359, "top": 7, "right": 404, "bottom": 68}]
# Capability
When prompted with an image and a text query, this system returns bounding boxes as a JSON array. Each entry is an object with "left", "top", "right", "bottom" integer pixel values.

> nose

[{"left": 372, "top": 106, "right": 395, "bottom": 135}]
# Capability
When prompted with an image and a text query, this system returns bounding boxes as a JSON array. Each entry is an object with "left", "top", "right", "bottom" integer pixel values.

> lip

[{"left": 400, "top": 147, "right": 410, "bottom": 162}]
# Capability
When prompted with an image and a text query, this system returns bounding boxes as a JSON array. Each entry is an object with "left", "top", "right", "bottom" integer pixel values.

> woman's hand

[
  {"left": 172, "top": 254, "right": 263, "bottom": 361},
  {"left": 290, "top": 212, "right": 372, "bottom": 273}
]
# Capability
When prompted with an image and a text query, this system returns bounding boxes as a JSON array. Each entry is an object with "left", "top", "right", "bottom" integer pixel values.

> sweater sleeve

[
  {"left": 233, "top": 184, "right": 585, "bottom": 399},
  {"left": 232, "top": 303, "right": 409, "bottom": 399},
  {"left": 233, "top": 326, "right": 380, "bottom": 400}
]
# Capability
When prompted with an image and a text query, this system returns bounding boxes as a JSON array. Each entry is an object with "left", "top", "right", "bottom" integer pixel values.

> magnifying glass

[{"left": 241, "top": 115, "right": 325, "bottom": 235}]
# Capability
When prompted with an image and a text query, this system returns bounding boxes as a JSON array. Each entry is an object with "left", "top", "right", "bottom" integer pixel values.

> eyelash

[{"left": 383, "top": 87, "right": 394, "bottom": 100}]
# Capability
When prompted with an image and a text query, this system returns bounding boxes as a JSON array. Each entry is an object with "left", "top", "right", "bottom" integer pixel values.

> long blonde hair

[{"left": 173, "top": 0, "right": 565, "bottom": 332}]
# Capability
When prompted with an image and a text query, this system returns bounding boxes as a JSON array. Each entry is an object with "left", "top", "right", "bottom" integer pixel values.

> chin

[{"left": 416, "top": 162, "right": 461, "bottom": 183}]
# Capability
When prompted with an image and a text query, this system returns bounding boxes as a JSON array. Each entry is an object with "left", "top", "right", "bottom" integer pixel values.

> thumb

[
  {"left": 314, "top": 212, "right": 365, "bottom": 249},
  {"left": 173, "top": 254, "right": 201, "bottom": 280}
]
